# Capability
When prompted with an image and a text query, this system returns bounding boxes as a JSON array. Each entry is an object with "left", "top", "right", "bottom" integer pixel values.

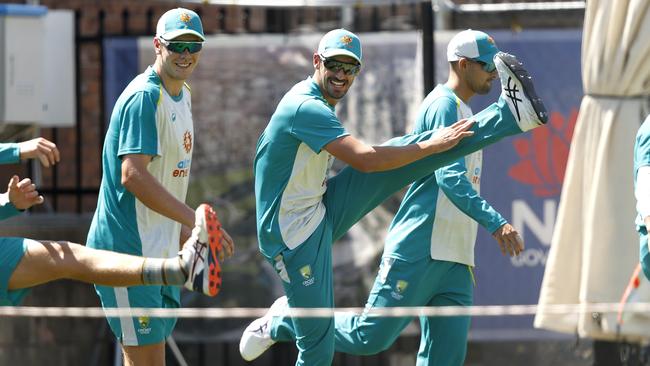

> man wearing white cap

[
  {"left": 240, "top": 28, "right": 546, "bottom": 365},
  {"left": 325, "top": 29, "right": 524, "bottom": 365},
  {"left": 86, "top": 8, "right": 234, "bottom": 365}
]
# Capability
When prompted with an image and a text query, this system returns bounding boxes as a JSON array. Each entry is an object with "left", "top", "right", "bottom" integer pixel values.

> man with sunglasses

[
  {"left": 86, "top": 8, "right": 234, "bottom": 366},
  {"left": 240, "top": 28, "right": 547, "bottom": 365},
  {"left": 325, "top": 29, "right": 525, "bottom": 365}
]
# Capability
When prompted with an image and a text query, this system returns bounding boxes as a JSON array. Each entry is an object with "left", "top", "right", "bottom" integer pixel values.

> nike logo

[{"left": 504, "top": 77, "right": 523, "bottom": 121}]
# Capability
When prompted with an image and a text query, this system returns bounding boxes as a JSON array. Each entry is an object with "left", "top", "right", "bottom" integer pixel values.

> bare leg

[
  {"left": 5, "top": 205, "right": 221, "bottom": 292},
  {"left": 8, "top": 240, "right": 146, "bottom": 290},
  {"left": 123, "top": 342, "right": 165, "bottom": 366}
]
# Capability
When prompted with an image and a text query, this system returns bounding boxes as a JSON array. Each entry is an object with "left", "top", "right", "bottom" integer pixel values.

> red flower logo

[{"left": 508, "top": 109, "right": 579, "bottom": 197}]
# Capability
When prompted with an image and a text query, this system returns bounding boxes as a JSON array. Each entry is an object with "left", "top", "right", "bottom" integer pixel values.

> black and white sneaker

[{"left": 495, "top": 52, "right": 548, "bottom": 131}]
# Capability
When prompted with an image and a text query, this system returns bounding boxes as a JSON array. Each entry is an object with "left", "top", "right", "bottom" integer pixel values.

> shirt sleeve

[
  {"left": 435, "top": 159, "right": 507, "bottom": 233},
  {"left": 117, "top": 91, "right": 159, "bottom": 158},
  {"left": 290, "top": 98, "right": 349, "bottom": 153},
  {"left": 414, "top": 96, "right": 457, "bottom": 133},
  {"left": 428, "top": 96, "right": 506, "bottom": 233},
  {"left": 0, "top": 192, "right": 20, "bottom": 221},
  {"left": 0, "top": 143, "right": 20, "bottom": 165}
]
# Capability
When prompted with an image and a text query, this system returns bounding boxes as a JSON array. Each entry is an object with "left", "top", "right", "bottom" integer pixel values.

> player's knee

[
  {"left": 358, "top": 335, "right": 395, "bottom": 355},
  {"left": 297, "top": 319, "right": 336, "bottom": 356}
]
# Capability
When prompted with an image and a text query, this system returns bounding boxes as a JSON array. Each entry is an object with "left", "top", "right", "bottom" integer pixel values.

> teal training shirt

[
  {"left": 0, "top": 143, "right": 19, "bottom": 165},
  {"left": 87, "top": 65, "right": 194, "bottom": 275},
  {"left": 385, "top": 84, "right": 506, "bottom": 266},
  {"left": 254, "top": 77, "right": 349, "bottom": 259}
]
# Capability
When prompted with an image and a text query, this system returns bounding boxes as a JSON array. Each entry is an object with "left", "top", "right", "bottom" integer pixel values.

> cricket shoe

[
  {"left": 495, "top": 51, "right": 548, "bottom": 131},
  {"left": 239, "top": 296, "right": 289, "bottom": 361},
  {"left": 180, "top": 203, "right": 223, "bottom": 297}
]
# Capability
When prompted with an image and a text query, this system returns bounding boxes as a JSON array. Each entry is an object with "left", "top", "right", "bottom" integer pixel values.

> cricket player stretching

[{"left": 241, "top": 29, "right": 547, "bottom": 366}]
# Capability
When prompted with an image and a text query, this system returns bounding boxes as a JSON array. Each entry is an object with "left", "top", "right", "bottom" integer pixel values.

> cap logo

[
  {"left": 487, "top": 36, "right": 495, "bottom": 45},
  {"left": 340, "top": 35, "right": 353, "bottom": 46},
  {"left": 179, "top": 12, "right": 191, "bottom": 23}
]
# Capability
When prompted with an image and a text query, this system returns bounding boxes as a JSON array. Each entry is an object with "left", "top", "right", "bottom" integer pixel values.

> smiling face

[
  {"left": 312, "top": 53, "right": 360, "bottom": 106},
  {"left": 153, "top": 34, "right": 203, "bottom": 95}
]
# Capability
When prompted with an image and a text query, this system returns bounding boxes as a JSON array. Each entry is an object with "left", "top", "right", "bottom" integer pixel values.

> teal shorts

[
  {"left": 0, "top": 237, "right": 31, "bottom": 306},
  {"left": 95, "top": 284, "right": 180, "bottom": 346}
]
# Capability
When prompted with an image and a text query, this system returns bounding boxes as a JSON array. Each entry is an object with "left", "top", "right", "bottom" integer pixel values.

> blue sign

[{"left": 457, "top": 29, "right": 583, "bottom": 338}]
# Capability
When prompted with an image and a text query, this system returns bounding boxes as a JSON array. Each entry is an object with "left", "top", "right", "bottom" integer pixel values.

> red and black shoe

[{"left": 181, "top": 203, "right": 223, "bottom": 297}]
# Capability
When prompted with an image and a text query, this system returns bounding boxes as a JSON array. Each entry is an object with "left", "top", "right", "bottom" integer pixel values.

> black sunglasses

[
  {"left": 319, "top": 55, "right": 361, "bottom": 76},
  {"left": 159, "top": 37, "right": 203, "bottom": 54},
  {"left": 467, "top": 58, "right": 496, "bottom": 73}
]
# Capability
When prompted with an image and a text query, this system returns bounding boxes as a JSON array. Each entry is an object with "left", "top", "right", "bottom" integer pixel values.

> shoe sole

[
  {"left": 496, "top": 52, "right": 548, "bottom": 124},
  {"left": 199, "top": 203, "right": 223, "bottom": 297}
]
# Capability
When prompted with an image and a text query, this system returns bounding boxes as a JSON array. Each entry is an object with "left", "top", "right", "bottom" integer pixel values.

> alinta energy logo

[{"left": 508, "top": 109, "right": 578, "bottom": 197}]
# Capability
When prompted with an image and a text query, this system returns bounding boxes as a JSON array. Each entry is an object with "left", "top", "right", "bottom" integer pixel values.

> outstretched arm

[
  {"left": 0, "top": 138, "right": 60, "bottom": 167},
  {"left": 0, "top": 175, "right": 44, "bottom": 220},
  {"left": 17, "top": 138, "right": 60, "bottom": 167},
  {"left": 0, "top": 143, "right": 20, "bottom": 164},
  {"left": 324, "top": 119, "right": 474, "bottom": 173}
]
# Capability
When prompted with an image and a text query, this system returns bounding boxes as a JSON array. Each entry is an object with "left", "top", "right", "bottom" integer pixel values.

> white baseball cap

[{"left": 447, "top": 29, "right": 499, "bottom": 67}]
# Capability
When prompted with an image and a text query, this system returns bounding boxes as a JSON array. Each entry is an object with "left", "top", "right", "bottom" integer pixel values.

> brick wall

[
  {"left": 4, "top": 0, "right": 582, "bottom": 214},
  {"left": 29, "top": 0, "right": 275, "bottom": 213}
]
